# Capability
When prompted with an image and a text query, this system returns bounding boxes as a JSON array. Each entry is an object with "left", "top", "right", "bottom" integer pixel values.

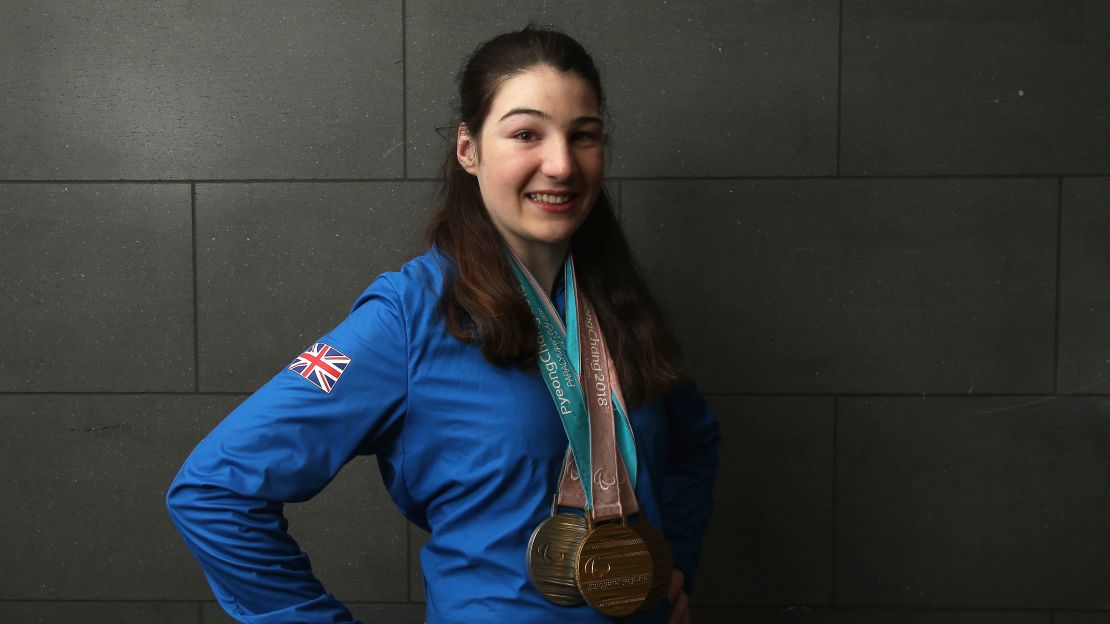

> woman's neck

[{"left": 512, "top": 242, "right": 569, "bottom": 296}]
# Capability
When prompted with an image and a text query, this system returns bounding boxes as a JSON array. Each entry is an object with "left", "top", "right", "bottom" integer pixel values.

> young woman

[{"left": 168, "top": 26, "right": 719, "bottom": 624}]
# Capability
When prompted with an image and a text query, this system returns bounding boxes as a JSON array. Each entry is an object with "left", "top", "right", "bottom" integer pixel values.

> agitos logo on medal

[{"left": 288, "top": 342, "right": 351, "bottom": 393}]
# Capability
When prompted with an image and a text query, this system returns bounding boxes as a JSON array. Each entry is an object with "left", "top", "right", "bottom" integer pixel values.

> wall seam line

[
  {"left": 836, "top": 0, "right": 844, "bottom": 177},
  {"left": 0, "top": 391, "right": 250, "bottom": 397},
  {"left": 696, "top": 392, "right": 1103, "bottom": 398},
  {"left": 1054, "top": 177, "right": 1063, "bottom": 395},
  {"left": 401, "top": 0, "right": 408, "bottom": 178},
  {"left": 191, "top": 182, "right": 200, "bottom": 393},
  {"left": 831, "top": 395, "right": 839, "bottom": 606},
  {"left": 0, "top": 174, "right": 1103, "bottom": 184}
]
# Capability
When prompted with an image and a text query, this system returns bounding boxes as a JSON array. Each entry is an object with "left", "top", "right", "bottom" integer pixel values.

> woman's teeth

[{"left": 527, "top": 193, "right": 571, "bottom": 204}]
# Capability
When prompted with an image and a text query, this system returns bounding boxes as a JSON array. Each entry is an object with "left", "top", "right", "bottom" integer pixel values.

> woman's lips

[{"left": 525, "top": 192, "right": 577, "bottom": 213}]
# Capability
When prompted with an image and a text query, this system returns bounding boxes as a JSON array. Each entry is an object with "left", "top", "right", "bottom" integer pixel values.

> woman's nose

[{"left": 540, "top": 138, "right": 574, "bottom": 179}]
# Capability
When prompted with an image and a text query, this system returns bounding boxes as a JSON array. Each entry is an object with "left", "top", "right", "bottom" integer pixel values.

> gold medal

[
  {"left": 527, "top": 512, "right": 588, "bottom": 606},
  {"left": 574, "top": 521, "right": 653, "bottom": 617},
  {"left": 629, "top": 516, "right": 673, "bottom": 610}
]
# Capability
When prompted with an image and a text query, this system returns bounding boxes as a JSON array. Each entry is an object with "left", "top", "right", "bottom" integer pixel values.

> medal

[
  {"left": 527, "top": 450, "right": 588, "bottom": 605},
  {"left": 575, "top": 518, "right": 654, "bottom": 616},
  {"left": 526, "top": 510, "right": 588, "bottom": 606}
]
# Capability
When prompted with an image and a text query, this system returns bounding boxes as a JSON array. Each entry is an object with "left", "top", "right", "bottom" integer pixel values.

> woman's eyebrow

[{"left": 497, "top": 108, "right": 603, "bottom": 126}]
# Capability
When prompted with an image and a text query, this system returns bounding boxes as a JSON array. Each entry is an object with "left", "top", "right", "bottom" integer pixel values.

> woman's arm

[
  {"left": 166, "top": 277, "right": 409, "bottom": 623},
  {"left": 660, "top": 378, "right": 721, "bottom": 596}
]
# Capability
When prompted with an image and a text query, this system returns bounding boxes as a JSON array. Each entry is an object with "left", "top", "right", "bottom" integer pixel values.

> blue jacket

[{"left": 167, "top": 248, "right": 720, "bottom": 623}]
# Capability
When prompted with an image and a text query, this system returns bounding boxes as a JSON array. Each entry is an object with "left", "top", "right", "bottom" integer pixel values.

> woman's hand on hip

[{"left": 667, "top": 569, "right": 691, "bottom": 624}]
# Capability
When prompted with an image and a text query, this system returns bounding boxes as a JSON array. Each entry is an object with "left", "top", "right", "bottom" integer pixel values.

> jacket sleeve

[
  {"left": 660, "top": 377, "right": 720, "bottom": 595},
  {"left": 166, "top": 277, "right": 408, "bottom": 624}
]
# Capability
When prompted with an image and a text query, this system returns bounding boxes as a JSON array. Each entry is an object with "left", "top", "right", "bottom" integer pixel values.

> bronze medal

[
  {"left": 628, "top": 517, "right": 674, "bottom": 610},
  {"left": 527, "top": 512, "right": 588, "bottom": 606},
  {"left": 574, "top": 522, "right": 654, "bottom": 617}
]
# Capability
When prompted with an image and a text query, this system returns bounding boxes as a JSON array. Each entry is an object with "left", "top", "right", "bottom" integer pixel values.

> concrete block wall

[{"left": 1, "top": 2, "right": 1107, "bottom": 622}]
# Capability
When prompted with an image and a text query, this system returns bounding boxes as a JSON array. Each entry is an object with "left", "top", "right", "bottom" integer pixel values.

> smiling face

[{"left": 457, "top": 66, "right": 605, "bottom": 265}]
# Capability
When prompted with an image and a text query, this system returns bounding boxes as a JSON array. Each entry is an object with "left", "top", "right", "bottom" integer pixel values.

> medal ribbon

[
  {"left": 509, "top": 253, "right": 638, "bottom": 516},
  {"left": 574, "top": 296, "right": 638, "bottom": 519}
]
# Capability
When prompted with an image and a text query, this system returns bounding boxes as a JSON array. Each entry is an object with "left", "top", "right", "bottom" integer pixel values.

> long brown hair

[{"left": 426, "top": 26, "right": 684, "bottom": 404}]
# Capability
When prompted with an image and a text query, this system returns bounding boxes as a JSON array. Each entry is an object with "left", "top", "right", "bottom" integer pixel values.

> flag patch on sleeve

[{"left": 288, "top": 342, "right": 351, "bottom": 393}]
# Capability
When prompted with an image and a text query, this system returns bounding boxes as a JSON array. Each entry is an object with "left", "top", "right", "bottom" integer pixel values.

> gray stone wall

[{"left": 2, "top": 2, "right": 1108, "bottom": 623}]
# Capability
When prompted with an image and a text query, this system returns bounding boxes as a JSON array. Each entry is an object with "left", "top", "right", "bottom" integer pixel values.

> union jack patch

[{"left": 288, "top": 342, "right": 351, "bottom": 393}]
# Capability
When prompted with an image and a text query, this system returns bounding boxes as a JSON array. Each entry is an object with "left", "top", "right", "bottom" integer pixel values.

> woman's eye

[
  {"left": 573, "top": 131, "right": 603, "bottom": 144},
  {"left": 513, "top": 130, "right": 537, "bottom": 142}
]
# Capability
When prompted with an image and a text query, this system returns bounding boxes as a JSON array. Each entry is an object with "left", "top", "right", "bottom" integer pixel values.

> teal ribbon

[{"left": 509, "top": 254, "right": 638, "bottom": 509}]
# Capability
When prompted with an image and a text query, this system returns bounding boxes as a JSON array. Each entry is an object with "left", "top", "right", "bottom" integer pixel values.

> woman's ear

[{"left": 456, "top": 124, "right": 479, "bottom": 175}]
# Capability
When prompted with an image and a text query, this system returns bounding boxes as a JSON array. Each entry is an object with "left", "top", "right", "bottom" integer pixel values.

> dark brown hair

[{"left": 426, "top": 26, "right": 684, "bottom": 404}]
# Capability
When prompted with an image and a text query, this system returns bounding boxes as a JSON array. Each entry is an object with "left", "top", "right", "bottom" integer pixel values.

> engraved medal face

[
  {"left": 629, "top": 519, "right": 674, "bottom": 611},
  {"left": 527, "top": 512, "right": 589, "bottom": 606},
  {"left": 574, "top": 523, "right": 653, "bottom": 617}
]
